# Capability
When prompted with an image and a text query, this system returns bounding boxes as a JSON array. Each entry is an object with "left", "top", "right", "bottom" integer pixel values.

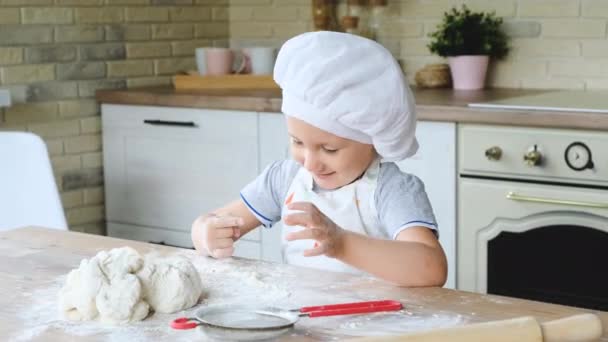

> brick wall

[
  {"left": 2, "top": 0, "right": 606, "bottom": 236},
  {"left": 228, "top": 0, "right": 608, "bottom": 90},
  {"left": 0, "top": 0, "right": 229, "bottom": 235}
]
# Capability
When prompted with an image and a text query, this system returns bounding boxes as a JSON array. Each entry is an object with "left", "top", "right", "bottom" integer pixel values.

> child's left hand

[{"left": 283, "top": 202, "right": 346, "bottom": 258}]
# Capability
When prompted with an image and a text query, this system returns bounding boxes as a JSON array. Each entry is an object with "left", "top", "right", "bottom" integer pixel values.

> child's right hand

[{"left": 191, "top": 213, "right": 243, "bottom": 259}]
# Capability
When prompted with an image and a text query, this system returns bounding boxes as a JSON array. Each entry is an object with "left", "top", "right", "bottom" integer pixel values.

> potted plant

[{"left": 427, "top": 5, "right": 509, "bottom": 90}]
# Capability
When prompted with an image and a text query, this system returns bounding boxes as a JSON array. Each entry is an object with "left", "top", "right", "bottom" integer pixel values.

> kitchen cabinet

[
  {"left": 395, "top": 121, "right": 457, "bottom": 289},
  {"left": 102, "top": 104, "right": 285, "bottom": 261},
  {"left": 257, "top": 112, "right": 289, "bottom": 262},
  {"left": 102, "top": 105, "right": 456, "bottom": 278}
]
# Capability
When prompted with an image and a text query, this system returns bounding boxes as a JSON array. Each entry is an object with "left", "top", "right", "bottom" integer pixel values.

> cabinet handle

[
  {"left": 143, "top": 119, "right": 197, "bottom": 127},
  {"left": 506, "top": 191, "right": 608, "bottom": 209},
  {"left": 148, "top": 240, "right": 194, "bottom": 249}
]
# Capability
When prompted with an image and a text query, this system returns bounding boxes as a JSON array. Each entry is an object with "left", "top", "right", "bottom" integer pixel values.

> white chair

[{"left": 0, "top": 132, "right": 67, "bottom": 231}]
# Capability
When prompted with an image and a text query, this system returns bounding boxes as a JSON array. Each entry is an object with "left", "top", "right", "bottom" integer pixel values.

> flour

[
  {"left": 10, "top": 253, "right": 294, "bottom": 341},
  {"left": 11, "top": 276, "right": 203, "bottom": 342},
  {"left": 193, "top": 257, "right": 294, "bottom": 307},
  {"left": 11, "top": 251, "right": 468, "bottom": 340}
]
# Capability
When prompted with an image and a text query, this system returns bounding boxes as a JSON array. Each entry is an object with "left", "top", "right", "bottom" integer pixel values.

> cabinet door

[
  {"left": 257, "top": 112, "right": 289, "bottom": 263},
  {"left": 102, "top": 104, "right": 259, "bottom": 243},
  {"left": 395, "top": 121, "right": 456, "bottom": 289}
]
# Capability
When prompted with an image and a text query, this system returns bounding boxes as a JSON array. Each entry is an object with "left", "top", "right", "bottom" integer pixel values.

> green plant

[{"left": 427, "top": 5, "right": 509, "bottom": 59}]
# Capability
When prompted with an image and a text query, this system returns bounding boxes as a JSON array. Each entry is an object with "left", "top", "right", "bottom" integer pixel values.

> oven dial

[
  {"left": 484, "top": 146, "right": 502, "bottom": 161},
  {"left": 565, "top": 142, "right": 594, "bottom": 171},
  {"left": 524, "top": 145, "right": 542, "bottom": 166}
]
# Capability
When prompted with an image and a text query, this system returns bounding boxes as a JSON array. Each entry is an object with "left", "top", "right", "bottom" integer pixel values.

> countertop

[
  {"left": 96, "top": 87, "right": 608, "bottom": 131},
  {"left": 2, "top": 227, "right": 607, "bottom": 341}
]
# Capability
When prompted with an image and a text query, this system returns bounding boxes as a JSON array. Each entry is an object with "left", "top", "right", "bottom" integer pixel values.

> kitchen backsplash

[{"left": 230, "top": 0, "right": 608, "bottom": 90}]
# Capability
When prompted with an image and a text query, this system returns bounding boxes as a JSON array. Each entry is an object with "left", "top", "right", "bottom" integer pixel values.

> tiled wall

[
  {"left": 229, "top": 0, "right": 608, "bottom": 90},
  {"left": 0, "top": 0, "right": 229, "bottom": 235}
]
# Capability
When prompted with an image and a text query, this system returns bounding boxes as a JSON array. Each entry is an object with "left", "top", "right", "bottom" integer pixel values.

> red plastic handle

[
  {"left": 301, "top": 300, "right": 403, "bottom": 318},
  {"left": 170, "top": 317, "right": 199, "bottom": 330}
]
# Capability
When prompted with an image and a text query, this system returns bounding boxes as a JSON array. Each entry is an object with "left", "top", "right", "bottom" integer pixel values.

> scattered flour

[
  {"left": 10, "top": 278, "right": 197, "bottom": 342},
  {"left": 11, "top": 252, "right": 468, "bottom": 341}
]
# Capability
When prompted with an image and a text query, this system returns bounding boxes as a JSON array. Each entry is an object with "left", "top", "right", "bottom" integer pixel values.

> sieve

[{"left": 171, "top": 299, "right": 403, "bottom": 339}]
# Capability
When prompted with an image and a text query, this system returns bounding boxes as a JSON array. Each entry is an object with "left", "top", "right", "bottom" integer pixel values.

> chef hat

[{"left": 273, "top": 31, "right": 418, "bottom": 162}]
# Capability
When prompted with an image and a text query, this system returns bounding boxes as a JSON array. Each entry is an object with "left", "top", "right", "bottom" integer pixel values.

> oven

[{"left": 457, "top": 124, "right": 608, "bottom": 311}]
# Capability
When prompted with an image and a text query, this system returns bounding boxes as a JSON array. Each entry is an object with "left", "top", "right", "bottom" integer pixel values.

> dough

[
  {"left": 137, "top": 255, "right": 203, "bottom": 313},
  {"left": 58, "top": 247, "right": 203, "bottom": 323},
  {"left": 95, "top": 273, "right": 149, "bottom": 323}
]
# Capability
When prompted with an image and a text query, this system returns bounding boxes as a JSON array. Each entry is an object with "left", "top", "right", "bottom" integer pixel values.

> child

[{"left": 191, "top": 31, "right": 447, "bottom": 287}]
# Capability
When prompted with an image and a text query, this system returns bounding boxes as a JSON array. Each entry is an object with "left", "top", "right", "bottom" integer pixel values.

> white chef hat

[{"left": 273, "top": 31, "right": 418, "bottom": 162}]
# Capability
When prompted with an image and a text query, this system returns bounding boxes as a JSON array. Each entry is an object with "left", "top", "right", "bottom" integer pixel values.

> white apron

[{"left": 281, "top": 158, "right": 384, "bottom": 274}]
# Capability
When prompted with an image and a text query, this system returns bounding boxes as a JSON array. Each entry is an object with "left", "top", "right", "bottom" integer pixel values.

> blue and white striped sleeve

[
  {"left": 375, "top": 163, "right": 438, "bottom": 240},
  {"left": 239, "top": 159, "right": 299, "bottom": 228}
]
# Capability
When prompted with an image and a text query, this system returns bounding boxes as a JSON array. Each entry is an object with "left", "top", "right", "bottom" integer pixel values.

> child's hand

[
  {"left": 191, "top": 213, "right": 243, "bottom": 259},
  {"left": 283, "top": 202, "right": 345, "bottom": 258}
]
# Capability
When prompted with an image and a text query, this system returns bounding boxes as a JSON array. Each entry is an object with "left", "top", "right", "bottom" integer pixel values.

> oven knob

[
  {"left": 524, "top": 146, "right": 542, "bottom": 166},
  {"left": 485, "top": 146, "right": 502, "bottom": 161}
]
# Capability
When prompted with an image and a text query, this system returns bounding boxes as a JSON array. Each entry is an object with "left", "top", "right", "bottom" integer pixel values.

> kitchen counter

[
  {"left": 96, "top": 87, "right": 608, "bottom": 131},
  {"left": 2, "top": 227, "right": 607, "bottom": 341}
]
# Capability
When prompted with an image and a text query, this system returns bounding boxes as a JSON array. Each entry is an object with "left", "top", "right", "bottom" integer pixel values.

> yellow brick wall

[
  {"left": 228, "top": 0, "right": 608, "bottom": 90},
  {"left": 0, "top": 0, "right": 229, "bottom": 235},
  {"left": 2, "top": 0, "right": 606, "bottom": 236}
]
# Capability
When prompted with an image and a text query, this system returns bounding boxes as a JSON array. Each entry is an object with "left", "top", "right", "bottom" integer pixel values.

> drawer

[
  {"left": 103, "top": 105, "right": 260, "bottom": 234},
  {"left": 102, "top": 104, "right": 258, "bottom": 140}
]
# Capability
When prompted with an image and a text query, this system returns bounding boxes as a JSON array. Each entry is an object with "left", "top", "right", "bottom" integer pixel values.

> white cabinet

[
  {"left": 102, "top": 106, "right": 457, "bottom": 279},
  {"left": 102, "top": 104, "right": 286, "bottom": 261},
  {"left": 258, "top": 113, "right": 289, "bottom": 262},
  {"left": 395, "top": 121, "right": 457, "bottom": 289}
]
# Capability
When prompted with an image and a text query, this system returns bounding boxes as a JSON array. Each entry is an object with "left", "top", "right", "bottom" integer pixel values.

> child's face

[{"left": 286, "top": 117, "right": 377, "bottom": 190}]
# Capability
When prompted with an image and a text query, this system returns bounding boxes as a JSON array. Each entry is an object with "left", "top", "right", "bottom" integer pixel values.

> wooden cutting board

[
  {"left": 173, "top": 74, "right": 279, "bottom": 90},
  {"left": 352, "top": 313, "right": 603, "bottom": 341}
]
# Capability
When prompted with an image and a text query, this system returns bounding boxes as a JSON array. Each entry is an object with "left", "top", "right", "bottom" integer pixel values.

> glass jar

[{"left": 368, "top": 0, "right": 387, "bottom": 40}]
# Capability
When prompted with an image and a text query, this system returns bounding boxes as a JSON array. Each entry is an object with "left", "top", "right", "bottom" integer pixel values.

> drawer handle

[
  {"left": 506, "top": 191, "right": 608, "bottom": 209},
  {"left": 148, "top": 240, "right": 194, "bottom": 249},
  {"left": 143, "top": 119, "right": 197, "bottom": 127}
]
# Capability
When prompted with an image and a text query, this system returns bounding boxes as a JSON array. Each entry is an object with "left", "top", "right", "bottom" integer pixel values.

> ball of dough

[
  {"left": 59, "top": 257, "right": 106, "bottom": 320},
  {"left": 137, "top": 255, "right": 203, "bottom": 313},
  {"left": 96, "top": 273, "right": 149, "bottom": 323},
  {"left": 58, "top": 247, "right": 203, "bottom": 324},
  {"left": 96, "top": 246, "right": 144, "bottom": 279},
  {"left": 59, "top": 247, "right": 148, "bottom": 323}
]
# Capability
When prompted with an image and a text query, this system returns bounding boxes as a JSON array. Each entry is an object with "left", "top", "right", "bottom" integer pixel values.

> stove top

[{"left": 468, "top": 90, "right": 608, "bottom": 114}]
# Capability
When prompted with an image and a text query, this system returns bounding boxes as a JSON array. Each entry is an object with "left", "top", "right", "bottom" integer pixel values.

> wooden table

[{"left": 2, "top": 227, "right": 606, "bottom": 341}]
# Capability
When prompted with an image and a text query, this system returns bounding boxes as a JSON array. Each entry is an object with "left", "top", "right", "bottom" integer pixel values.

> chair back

[{"left": 0, "top": 132, "right": 67, "bottom": 230}]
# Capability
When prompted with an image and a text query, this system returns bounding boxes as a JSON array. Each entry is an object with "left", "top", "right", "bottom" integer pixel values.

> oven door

[{"left": 458, "top": 177, "right": 608, "bottom": 310}]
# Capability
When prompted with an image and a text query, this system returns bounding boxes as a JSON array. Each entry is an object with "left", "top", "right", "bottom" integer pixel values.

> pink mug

[{"left": 205, "top": 48, "right": 246, "bottom": 75}]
